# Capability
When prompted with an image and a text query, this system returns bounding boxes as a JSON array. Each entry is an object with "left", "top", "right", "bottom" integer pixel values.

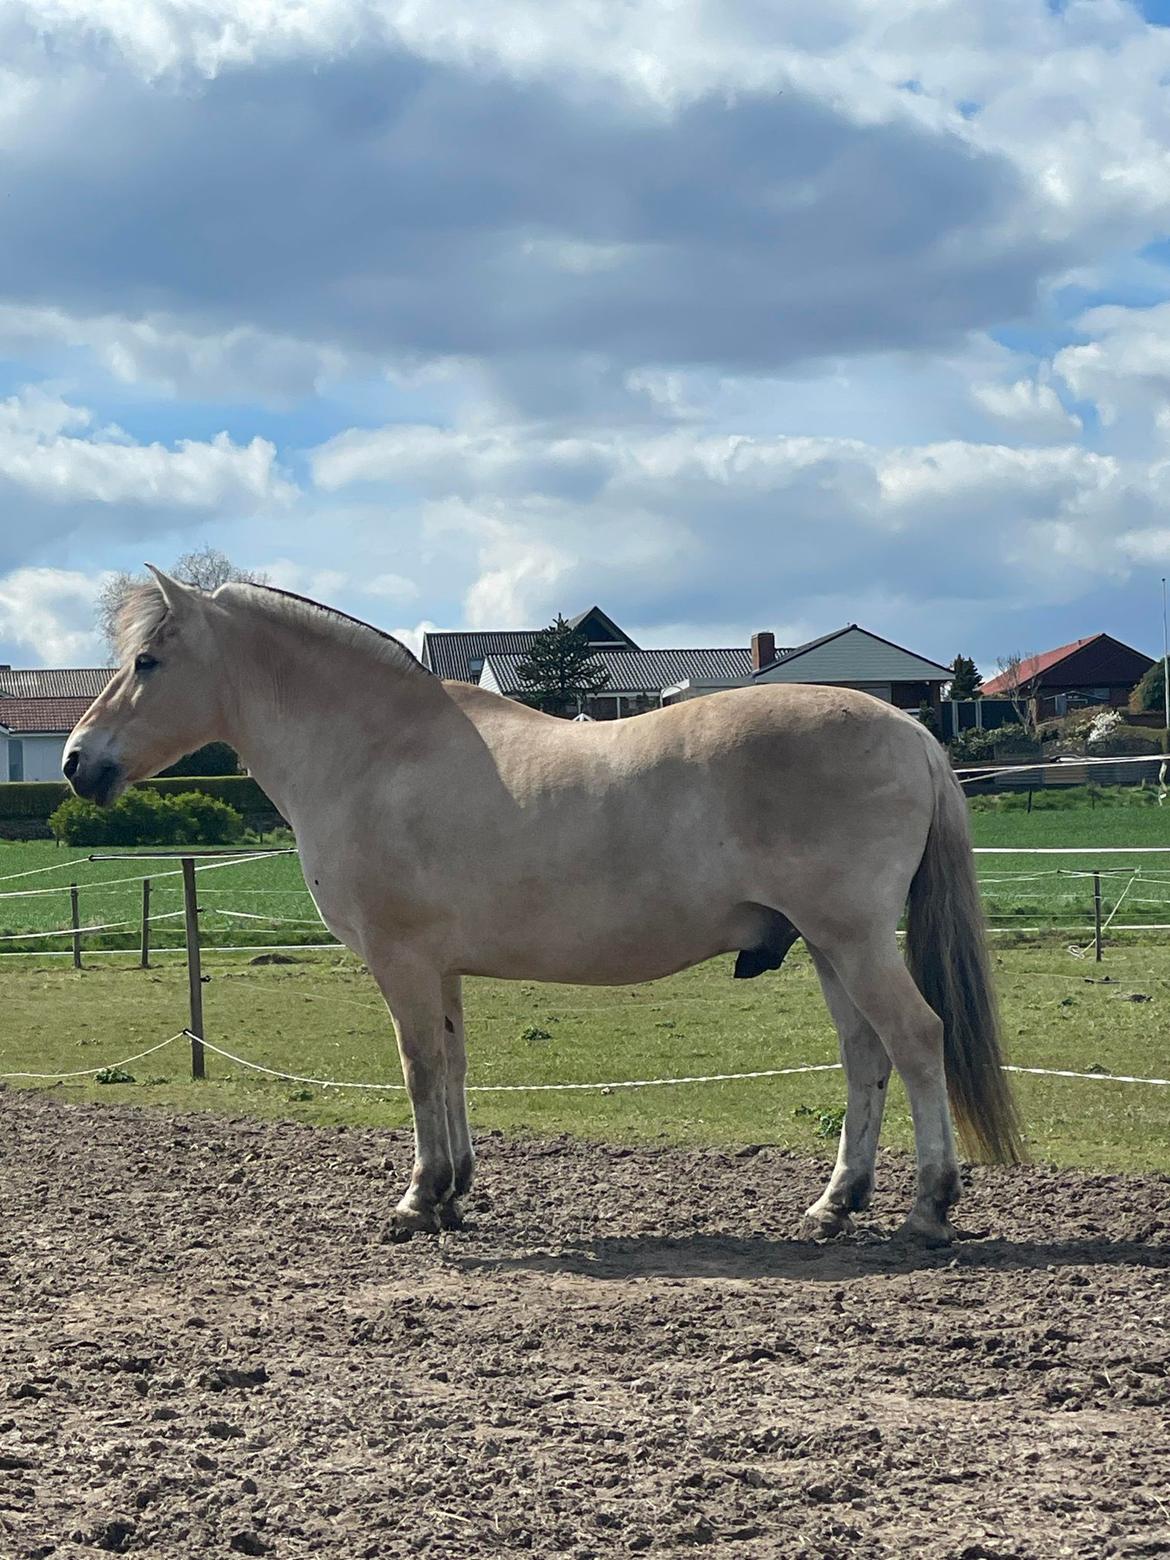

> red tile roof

[
  {"left": 0, "top": 696, "right": 95, "bottom": 734},
  {"left": 981, "top": 637, "right": 1098, "bottom": 696}
]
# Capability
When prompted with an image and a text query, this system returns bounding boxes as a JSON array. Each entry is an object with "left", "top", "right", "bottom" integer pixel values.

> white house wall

[{"left": 4, "top": 734, "right": 67, "bottom": 782}]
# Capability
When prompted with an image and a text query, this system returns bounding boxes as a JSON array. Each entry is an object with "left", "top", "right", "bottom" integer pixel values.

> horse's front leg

[
  {"left": 439, "top": 973, "right": 474, "bottom": 1231},
  {"left": 368, "top": 952, "right": 452, "bottom": 1239}
]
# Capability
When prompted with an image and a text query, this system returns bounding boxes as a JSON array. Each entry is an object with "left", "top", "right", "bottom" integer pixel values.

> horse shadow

[{"left": 451, "top": 1230, "right": 1170, "bottom": 1284}]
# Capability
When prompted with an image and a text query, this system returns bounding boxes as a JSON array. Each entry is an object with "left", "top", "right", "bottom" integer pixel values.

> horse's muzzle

[{"left": 64, "top": 749, "right": 123, "bottom": 807}]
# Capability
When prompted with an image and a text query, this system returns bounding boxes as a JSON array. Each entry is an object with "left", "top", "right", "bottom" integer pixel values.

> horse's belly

[{"left": 456, "top": 897, "right": 754, "bottom": 985}]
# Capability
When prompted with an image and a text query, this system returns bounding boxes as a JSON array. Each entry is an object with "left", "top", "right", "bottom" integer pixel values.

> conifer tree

[{"left": 515, "top": 615, "right": 610, "bottom": 715}]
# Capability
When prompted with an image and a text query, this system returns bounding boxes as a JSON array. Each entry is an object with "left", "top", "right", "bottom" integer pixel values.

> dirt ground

[{"left": 1, "top": 1092, "right": 1168, "bottom": 1560}]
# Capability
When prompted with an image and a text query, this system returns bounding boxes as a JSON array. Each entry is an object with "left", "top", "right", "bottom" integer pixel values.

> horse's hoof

[
  {"left": 438, "top": 1199, "right": 466, "bottom": 1232},
  {"left": 893, "top": 1213, "right": 956, "bottom": 1248},
  {"left": 802, "top": 1206, "right": 854, "bottom": 1242},
  {"left": 386, "top": 1206, "right": 441, "bottom": 1242}
]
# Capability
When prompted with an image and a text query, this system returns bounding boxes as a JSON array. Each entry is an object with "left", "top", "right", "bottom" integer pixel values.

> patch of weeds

[
  {"left": 520, "top": 1025, "right": 552, "bottom": 1046},
  {"left": 793, "top": 1103, "right": 845, "bottom": 1138},
  {"left": 95, "top": 1067, "right": 135, "bottom": 1084}
]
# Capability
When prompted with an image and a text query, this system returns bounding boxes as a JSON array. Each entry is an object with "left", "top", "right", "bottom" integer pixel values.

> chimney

[{"left": 751, "top": 631, "right": 775, "bottom": 672}]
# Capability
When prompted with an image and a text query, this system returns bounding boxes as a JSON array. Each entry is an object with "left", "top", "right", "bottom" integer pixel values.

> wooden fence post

[
  {"left": 70, "top": 883, "right": 81, "bottom": 970},
  {"left": 1093, "top": 871, "right": 1103, "bottom": 963},
  {"left": 182, "top": 857, "right": 206, "bottom": 1080},
  {"left": 140, "top": 877, "right": 151, "bottom": 970}
]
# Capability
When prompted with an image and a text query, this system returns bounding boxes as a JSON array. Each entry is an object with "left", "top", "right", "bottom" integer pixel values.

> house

[
  {"left": 0, "top": 666, "right": 110, "bottom": 781},
  {"left": 980, "top": 635, "right": 1154, "bottom": 721},
  {"left": 423, "top": 607, "right": 754, "bottom": 719},
  {"left": 421, "top": 614, "right": 952, "bottom": 718},
  {"left": 663, "top": 625, "right": 953, "bottom": 714}
]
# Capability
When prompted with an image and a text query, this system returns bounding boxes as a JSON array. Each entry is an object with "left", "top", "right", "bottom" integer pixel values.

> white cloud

[
  {"left": 362, "top": 572, "right": 420, "bottom": 603},
  {"left": 970, "top": 377, "right": 1081, "bottom": 439},
  {"left": 0, "top": 566, "right": 106, "bottom": 664},
  {"left": 311, "top": 416, "right": 1170, "bottom": 640},
  {"left": 0, "top": 302, "right": 351, "bottom": 404},
  {"left": 0, "top": 388, "right": 295, "bottom": 508},
  {"left": 260, "top": 558, "right": 348, "bottom": 601},
  {"left": 1054, "top": 302, "right": 1170, "bottom": 431},
  {"left": 387, "top": 619, "right": 438, "bottom": 661}
]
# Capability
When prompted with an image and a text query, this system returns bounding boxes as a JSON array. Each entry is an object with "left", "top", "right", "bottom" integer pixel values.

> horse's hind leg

[
  {"left": 803, "top": 946, "right": 892, "bottom": 1239},
  {"left": 439, "top": 973, "right": 474, "bottom": 1230},
  {"left": 824, "top": 932, "right": 961, "bottom": 1244}
]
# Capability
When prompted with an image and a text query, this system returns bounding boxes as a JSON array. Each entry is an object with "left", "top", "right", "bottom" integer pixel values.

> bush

[
  {"left": 0, "top": 774, "right": 275, "bottom": 822},
  {"left": 948, "top": 723, "right": 1031, "bottom": 764},
  {"left": 169, "top": 791, "right": 245, "bottom": 845},
  {"left": 49, "top": 789, "right": 245, "bottom": 846}
]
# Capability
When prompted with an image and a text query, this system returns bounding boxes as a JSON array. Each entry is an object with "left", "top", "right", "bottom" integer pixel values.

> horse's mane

[{"left": 114, "top": 579, "right": 429, "bottom": 676}]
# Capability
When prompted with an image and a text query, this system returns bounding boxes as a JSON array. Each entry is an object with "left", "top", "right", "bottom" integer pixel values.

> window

[
  {"left": 468, "top": 657, "right": 485, "bottom": 680},
  {"left": 7, "top": 739, "right": 23, "bottom": 782}
]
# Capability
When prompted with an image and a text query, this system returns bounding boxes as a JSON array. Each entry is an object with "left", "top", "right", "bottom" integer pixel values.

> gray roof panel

[{"left": 481, "top": 647, "right": 753, "bottom": 696}]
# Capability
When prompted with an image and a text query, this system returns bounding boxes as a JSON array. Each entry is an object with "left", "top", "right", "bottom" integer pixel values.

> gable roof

[
  {"left": 755, "top": 625, "right": 951, "bottom": 684},
  {"left": 422, "top": 630, "right": 541, "bottom": 682},
  {"left": 421, "top": 607, "right": 640, "bottom": 684},
  {"left": 981, "top": 634, "right": 1152, "bottom": 696},
  {"left": 0, "top": 696, "right": 95, "bottom": 735},
  {"left": 480, "top": 646, "right": 752, "bottom": 697},
  {"left": 565, "top": 607, "right": 639, "bottom": 649},
  {"left": 0, "top": 667, "right": 111, "bottom": 700}
]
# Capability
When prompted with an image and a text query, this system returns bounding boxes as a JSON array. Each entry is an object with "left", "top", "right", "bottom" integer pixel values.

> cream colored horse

[{"left": 66, "top": 571, "right": 1022, "bottom": 1243}]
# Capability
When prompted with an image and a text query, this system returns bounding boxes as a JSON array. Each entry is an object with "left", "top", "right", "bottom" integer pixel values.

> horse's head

[{"left": 64, "top": 567, "right": 224, "bottom": 805}]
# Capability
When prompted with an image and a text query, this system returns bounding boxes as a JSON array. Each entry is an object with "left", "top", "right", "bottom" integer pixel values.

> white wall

[{"left": 3, "top": 734, "right": 67, "bottom": 782}]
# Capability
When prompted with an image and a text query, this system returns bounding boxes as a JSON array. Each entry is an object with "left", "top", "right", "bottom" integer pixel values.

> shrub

[
  {"left": 49, "top": 788, "right": 244, "bottom": 846},
  {"left": 948, "top": 723, "right": 1031, "bottom": 764},
  {"left": 46, "top": 794, "right": 108, "bottom": 846},
  {"left": 0, "top": 774, "right": 275, "bottom": 823},
  {"left": 170, "top": 791, "right": 245, "bottom": 845}
]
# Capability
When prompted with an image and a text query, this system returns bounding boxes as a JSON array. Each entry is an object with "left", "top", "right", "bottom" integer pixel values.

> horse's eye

[{"left": 134, "top": 653, "right": 158, "bottom": 674}]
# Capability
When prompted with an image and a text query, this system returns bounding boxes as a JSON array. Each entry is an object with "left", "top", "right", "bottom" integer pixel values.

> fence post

[
  {"left": 140, "top": 877, "right": 151, "bottom": 970},
  {"left": 182, "top": 857, "right": 206, "bottom": 1080},
  {"left": 70, "top": 883, "right": 81, "bottom": 970},
  {"left": 1093, "top": 871, "right": 1103, "bottom": 963}
]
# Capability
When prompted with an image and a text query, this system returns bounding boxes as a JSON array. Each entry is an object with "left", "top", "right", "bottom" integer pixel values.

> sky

[{"left": 2, "top": 0, "right": 1170, "bottom": 678}]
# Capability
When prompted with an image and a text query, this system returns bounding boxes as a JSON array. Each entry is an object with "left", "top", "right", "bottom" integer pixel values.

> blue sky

[{"left": 2, "top": 0, "right": 1170, "bottom": 678}]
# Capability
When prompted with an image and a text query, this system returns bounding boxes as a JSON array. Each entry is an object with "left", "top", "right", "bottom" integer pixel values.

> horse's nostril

[{"left": 63, "top": 750, "right": 81, "bottom": 780}]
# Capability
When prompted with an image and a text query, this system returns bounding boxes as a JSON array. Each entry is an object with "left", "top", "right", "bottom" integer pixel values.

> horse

[{"left": 64, "top": 569, "right": 1023, "bottom": 1244}]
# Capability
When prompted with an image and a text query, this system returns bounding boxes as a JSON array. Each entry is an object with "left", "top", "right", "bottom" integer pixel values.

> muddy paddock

[{"left": 1, "top": 1092, "right": 1168, "bottom": 1559}]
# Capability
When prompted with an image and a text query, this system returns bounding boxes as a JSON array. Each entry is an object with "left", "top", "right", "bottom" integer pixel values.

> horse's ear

[{"left": 144, "top": 564, "right": 191, "bottom": 615}]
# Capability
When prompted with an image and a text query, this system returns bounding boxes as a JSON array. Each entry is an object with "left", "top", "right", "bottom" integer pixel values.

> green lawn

[
  {"left": 0, "top": 839, "right": 319, "bottom": 955},
  {"left": 2, "top": 944, "right": 1167, "bottom": 1172},
  {"left": 970, "top": 804, "right": 1170, "bottom": 935}
]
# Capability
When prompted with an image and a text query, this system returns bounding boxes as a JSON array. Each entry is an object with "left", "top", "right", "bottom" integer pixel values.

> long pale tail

[{"left": 905, "top": 743, "right": 1025, "bottom": 1165}]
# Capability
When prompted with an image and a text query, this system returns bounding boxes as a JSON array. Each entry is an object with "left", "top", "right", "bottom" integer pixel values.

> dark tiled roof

[
  {"left": 482, "top": 647, "right": 753, "bottom": 696},
  {"left": 0, "top": 667, "right": 111, "bottom": 699},
  {"left": 0, "top": 696, "right": 95, "bottom": 734},
  {"left": 421, "top": 631, "right": 540, "bottom": 682}
]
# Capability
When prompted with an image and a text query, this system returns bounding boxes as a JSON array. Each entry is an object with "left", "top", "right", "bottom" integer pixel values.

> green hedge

[
  {"left": 50, "top": 789, "right": 246, "bottom": 847},
  {"left": 0, "top": 774, "right": 278, "bottom": 821}
]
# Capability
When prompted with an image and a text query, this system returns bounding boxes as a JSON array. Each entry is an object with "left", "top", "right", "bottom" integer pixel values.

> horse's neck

[{"left": 213, "top": 609, "right": 436, "bottom": 822}]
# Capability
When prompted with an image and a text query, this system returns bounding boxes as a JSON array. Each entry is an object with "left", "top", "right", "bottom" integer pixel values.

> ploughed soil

[{"left": 1, "top": 1092, "right": 1169, "bottom": 1560}]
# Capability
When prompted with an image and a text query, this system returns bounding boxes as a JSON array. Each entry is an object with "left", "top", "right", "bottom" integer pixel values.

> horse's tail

[{"left": 905, "top": 741, "right": 1025, "bottom": 1165}]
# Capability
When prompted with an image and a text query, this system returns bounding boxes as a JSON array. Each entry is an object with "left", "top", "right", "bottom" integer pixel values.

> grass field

[
  {"left": 3, "top": 796, "right": 1166, "bottom": 956},
  {"left": 1, "top": 942, "right": 1167, "bottom": 1171},
  {"left": 969, "top": 804, "right": 1170, "bottom": 936}
]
